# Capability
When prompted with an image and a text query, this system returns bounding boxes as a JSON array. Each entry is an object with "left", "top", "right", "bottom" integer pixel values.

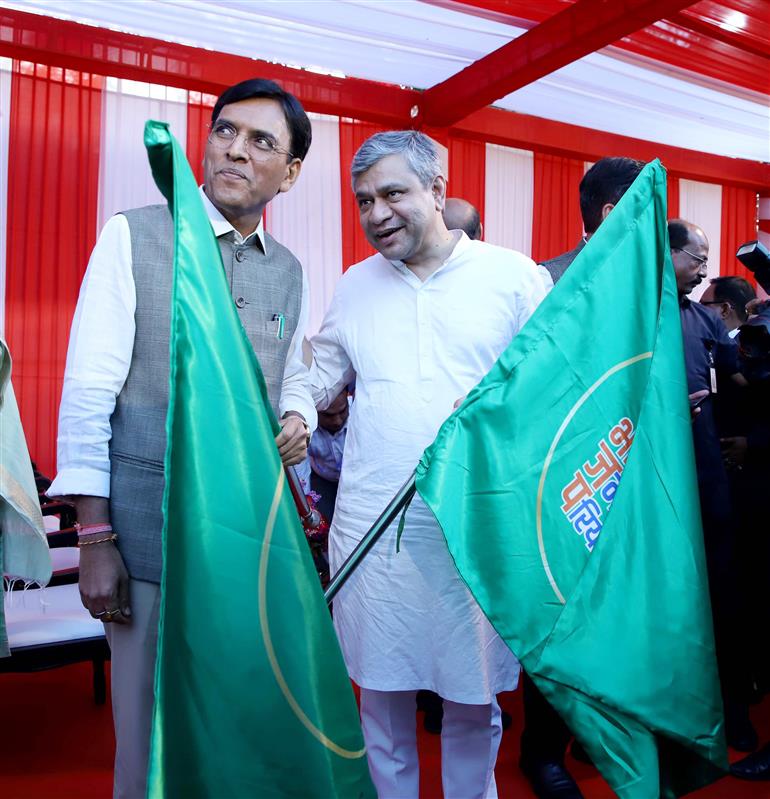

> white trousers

[{"left": 359, "top": 688, "right": 502, "bottom": 799}]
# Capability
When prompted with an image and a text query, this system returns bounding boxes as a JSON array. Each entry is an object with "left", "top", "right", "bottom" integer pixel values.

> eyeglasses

[
  {"left": 207, "top": 122, "right": 294, "bottom": 160},
  {"left": 674, "top": 247, "right": 708, "bottom": 266}
]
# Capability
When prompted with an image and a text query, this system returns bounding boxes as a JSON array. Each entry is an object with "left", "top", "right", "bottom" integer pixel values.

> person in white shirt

[
  {"left": 311, "top": 131, "right": 546, "bottom": 799},
  {"left": 48, "top": 78, "right": 316, "bottom": 799},
  {"left": 296, "top": 388, "right": 350, "bottom": 521}
]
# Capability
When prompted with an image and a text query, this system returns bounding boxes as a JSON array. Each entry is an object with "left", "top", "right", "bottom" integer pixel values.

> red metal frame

[
  {"left": 0, "top": 8, "right": 417, "bottom": 127},
  {"left": 423, "top": 0, "right": 770, "bottom": 96},
  {"left": 0, "top": 7, "right": 768, "bottom": 191},
  {"left": 454, "top": 106, "right": 770, "bottom": 191},
  {"left": 418, "top": 0, "right": 698, "bottom": 127}
]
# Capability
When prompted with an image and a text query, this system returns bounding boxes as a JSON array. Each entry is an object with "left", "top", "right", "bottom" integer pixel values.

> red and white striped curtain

[
  {"left": 531, "top": 152, "right": 584, "bottom": 264},
  {"left": 448, "top": 136, "right": 486, "bottom": 232},
  {"left": 0, "top": 60, "right": 761, "bottom": 476},
  {"left": 720, "top": 185, "right": 758, "bottom": 283},
  {"left": 4, "top": 62, "right": 103, "bottom": 477}
]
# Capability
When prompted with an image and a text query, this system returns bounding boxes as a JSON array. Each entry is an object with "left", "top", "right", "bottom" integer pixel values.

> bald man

[
  {"left": 671, "top": 218, "right": 754, "bottom": 750},
  {"left": 443, "top": 197, "right": 482, "bottom": 240}
]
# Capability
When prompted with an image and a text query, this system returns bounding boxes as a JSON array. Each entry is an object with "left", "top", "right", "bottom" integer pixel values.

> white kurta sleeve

[
  {"left": 48, "top": 215, "right": 136, "bottom": 498},
  {"left": 515, "top": 260, "right": 549, "bottom": 332},
  {"left": 278, "top": 268, "right": 318, "bottom": 431},
  {"left": 310, "top": 285, "right": 355, "bottom": 412}
]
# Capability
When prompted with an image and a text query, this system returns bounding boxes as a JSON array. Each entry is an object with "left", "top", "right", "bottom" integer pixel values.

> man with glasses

[
  {"left": 670, "top": 219, "right": 753, "bottom": 751},
  {"left": 48, "top": 78, "right": 316, "bottom": 798},
  {"left": 700, "top": 276, "right": 757, "bottom": 337}
]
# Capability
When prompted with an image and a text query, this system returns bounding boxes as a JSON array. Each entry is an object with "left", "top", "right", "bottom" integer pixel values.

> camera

[
  {"left": 738, "top": 304, "right": 770, "bottom": 384},
  {"left": 736, "top": 240, "right": 770, "bottom": 294}
]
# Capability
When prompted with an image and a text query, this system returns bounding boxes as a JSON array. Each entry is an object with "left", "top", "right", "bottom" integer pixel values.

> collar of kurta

[
  {"left": 388, "top": 230, "right": 470, "bottom": 282},
  {"left": 199, "top": 186, "right": 267, "bottom": 253}
]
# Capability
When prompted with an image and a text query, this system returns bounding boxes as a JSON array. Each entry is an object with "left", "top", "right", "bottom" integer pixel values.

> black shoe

[
  {"left": 519, "top": 758, "right": 584, "bottom": 799},
  {"left": 730, "top": 743, "right": 770, "bottom": 781},
  {"left": 725, "top": 703, "right": 759, "bottom": 752}
]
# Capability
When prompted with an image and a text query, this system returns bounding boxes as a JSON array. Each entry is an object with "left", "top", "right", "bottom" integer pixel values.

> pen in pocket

[{"left": 272, "top": 313, "right": 285, "bottom": 340}]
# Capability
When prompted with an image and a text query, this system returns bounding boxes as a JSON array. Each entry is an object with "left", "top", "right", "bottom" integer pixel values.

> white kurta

[{"left": 311, "top": 233, "right": 546, "bottom": 703}]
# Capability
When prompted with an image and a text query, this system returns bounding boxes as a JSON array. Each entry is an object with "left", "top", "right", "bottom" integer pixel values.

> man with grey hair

[{"left": 311, "top": 130, "right": 546, "bottom": 798}]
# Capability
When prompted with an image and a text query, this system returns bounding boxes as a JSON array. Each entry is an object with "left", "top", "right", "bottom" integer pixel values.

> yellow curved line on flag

[
  {"left": 535, "top": 352, "right": 653, "bottom": 605},
  {"left": 258, "top": 468, "right": 367, "bottom": 760}
]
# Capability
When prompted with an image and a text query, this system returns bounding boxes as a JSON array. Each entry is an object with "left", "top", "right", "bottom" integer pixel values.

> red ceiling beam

[
  {"left": 0, "top": 7, "right": 767, "bottom": 191},
  {"left": 454, "top": 105, "right": 770, "bottom": 191},
  {"left": 669, "top": 10, "right": 770, "bottom": 58},
  {"left": 418, "top": 0, "right": 699, "bottom": 127},
  {"left": 422, "top": 0, "right": 770, "bottom": 97},
  {"left": 0, "top": 8, "right": 417, "bottom": 127}
]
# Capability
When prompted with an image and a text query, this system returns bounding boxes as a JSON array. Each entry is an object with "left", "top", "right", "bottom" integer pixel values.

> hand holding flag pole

[
  {"left": 285, "top": 465, "right": 323, "bottom": 530},
  {"left": 324, "top": 471, "right": 416, "bottom": 605}
]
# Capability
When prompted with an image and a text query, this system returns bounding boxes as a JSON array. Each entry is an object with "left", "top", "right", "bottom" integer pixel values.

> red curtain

[
  {"left": 4, "top": 62, "right": 103, "bottom": 477},
  {"left": 531, "top": 153, "right": 584, "bottom": 264},
  {"left": 186, "top": 91, "right": 216, "bottom": 185},
  {"left": 338, "top": 118, "right": 385, "bottom": 271},
  {"left": 447, "top": 137, "right": 486, "bottom": 232},
  {"left": 667, "top": 175, "right": 680, "bottom": 220},
  {"left": 720, "top": 185, "right": 758, "bottom": 282}
]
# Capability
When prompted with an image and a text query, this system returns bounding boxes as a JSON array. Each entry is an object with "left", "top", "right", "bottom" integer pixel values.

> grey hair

[{"left": 351, "top": 130, "right": 443, "bottom": 189}]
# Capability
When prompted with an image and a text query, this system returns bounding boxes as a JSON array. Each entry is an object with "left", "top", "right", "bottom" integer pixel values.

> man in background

[
  {"left": 443, "top": 197, "right": 483, "bottom": 240},
  {"left": 521, "top": 156, "right": 644, "bottom": 799},
  {"left": 671, "top": 219, "right": 754, "bottom": 751},
  {"left": 700, "top": 275, "right": 756, "bottom": 337},
  {"left": 541, "top": 157, "right": 644, "bottom": 286},
  {"left": 296, "top": 387, "right": 350, "bottom": 523}
]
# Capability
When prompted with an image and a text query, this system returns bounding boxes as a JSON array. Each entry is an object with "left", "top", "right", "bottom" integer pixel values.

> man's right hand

[
  {"left": 688, "top": 389, "right": 709, "bottom": 420},
  {"left": 79, "top": 541, "right": 132, "bottom": 624}
]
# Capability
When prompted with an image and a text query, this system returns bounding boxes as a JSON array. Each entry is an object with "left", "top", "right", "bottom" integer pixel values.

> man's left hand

[{"left": 276, "top": 414, "right": 309, "bottom": 466}]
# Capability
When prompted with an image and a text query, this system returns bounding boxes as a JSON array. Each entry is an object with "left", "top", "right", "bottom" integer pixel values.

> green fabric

[
  {"left": 416, "top": 160, "right": 727, "bottom": 798},
  {"left": 143, "top": 121, "right": 373, "bottom": 799}
]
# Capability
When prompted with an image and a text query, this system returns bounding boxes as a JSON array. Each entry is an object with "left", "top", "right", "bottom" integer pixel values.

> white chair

[{"left": 2, "top": 499, "right": 109, "bottom": 703}]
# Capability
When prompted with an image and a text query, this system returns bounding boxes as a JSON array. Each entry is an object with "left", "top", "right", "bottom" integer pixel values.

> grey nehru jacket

[
  {"left": 109, "top": 204, "right": 303, "bottom": 583},
  {"left": 540, "top": 239, "right": 585, "bottom": 285}
]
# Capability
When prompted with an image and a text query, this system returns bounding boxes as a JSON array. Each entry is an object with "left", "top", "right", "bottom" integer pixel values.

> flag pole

[
  {"left": 324, "top": 471, "right": 416, "bottom": 606},
  {"left": 285, "top": 465, "right": 323, "bottom": 530}
]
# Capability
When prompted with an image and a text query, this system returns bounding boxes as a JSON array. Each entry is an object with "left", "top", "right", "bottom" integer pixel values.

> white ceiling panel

[{"left": 1, "top": 0, "right": 767, "bottom": 162}]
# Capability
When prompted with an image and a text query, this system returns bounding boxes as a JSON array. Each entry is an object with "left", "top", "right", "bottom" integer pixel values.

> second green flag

[{"left": 417, "top": 160, "right": 727, "bottom": 798}]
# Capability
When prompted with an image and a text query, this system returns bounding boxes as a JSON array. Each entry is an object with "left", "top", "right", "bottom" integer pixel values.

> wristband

[{"left": 77, "top": 533, "right": 118, "bottom": 547}]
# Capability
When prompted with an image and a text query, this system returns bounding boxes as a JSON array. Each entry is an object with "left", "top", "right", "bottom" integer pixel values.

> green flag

[
  {"left": 416, "top": 160, "right": 727, "bottom": 798},
  {"left": 142, "top": 121, "right": 374, "bottom": 799}
]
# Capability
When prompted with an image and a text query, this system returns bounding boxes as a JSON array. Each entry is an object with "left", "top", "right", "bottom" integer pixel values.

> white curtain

[
  {"left": 267, "top": 113, "right": 342, "bottom": 335},
  {"left": 679, "top": 179, "right": 723, "bottom": 299},
  {"left": 98, "top": 78, "right": 188, "bottom": 231},
  {"left": 0, "top": 58, "right": 11, "bottom": 335},
  {"left": 758, "top": 195, "right": 770, "bottom": 300},
  {"left": 759, "top": 196, "right": 770, "bottom": 251},
  {"left": 484, "top": 144, "right": 534, "bottom": 256}
]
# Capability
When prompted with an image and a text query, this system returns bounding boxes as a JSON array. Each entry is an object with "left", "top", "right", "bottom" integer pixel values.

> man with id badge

[{"left": 670, "top": 218, "right": 750, "bottom": 750}]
